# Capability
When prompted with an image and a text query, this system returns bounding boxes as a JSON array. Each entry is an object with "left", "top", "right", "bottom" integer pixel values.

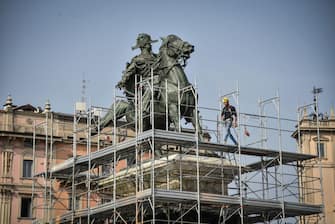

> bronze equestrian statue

[{"left": 99, "top": 33, "right": 203, "bottom": 139}]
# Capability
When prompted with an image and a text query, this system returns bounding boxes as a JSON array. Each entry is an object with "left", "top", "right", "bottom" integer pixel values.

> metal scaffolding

[
  {"left": 31, "top": 111, "right": 54, "bottom": 224},
  {"left": 33, "top": 77, "right": 324, "bottom": 224}
]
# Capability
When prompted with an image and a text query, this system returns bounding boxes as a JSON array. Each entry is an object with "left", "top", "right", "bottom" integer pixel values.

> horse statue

[{"left": 98, "top": 34, "right": 203, "bottom": 138}]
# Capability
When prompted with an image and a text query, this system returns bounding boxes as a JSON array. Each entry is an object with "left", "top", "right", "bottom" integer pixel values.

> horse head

[{"left": 160, "top": 35, "right": 194, "bottom": 66}]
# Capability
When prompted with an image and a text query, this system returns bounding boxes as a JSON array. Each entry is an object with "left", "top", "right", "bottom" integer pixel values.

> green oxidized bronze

[{"left": 100, "top": 34, "right": 203, "bottom": 138}]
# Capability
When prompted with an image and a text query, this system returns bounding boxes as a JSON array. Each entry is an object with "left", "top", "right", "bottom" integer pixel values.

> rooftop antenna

[
  {"left": 81, "top": 74, "right": 87, "bottom": 103},
  {"left": 312, "top": 86, "right": 323, "bottom": 114},
  {"left": 75, "top": 73, "right": 88, "bottom": 113}
]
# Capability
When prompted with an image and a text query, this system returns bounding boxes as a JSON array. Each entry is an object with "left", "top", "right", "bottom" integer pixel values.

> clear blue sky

[{"left": 1, "top": 0, "right": 334, "bottom": 121}]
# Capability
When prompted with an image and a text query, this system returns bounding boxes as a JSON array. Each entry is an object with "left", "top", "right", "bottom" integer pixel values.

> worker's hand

[{"left": 233, "top": 122, "right": 237, "bottom": 128}]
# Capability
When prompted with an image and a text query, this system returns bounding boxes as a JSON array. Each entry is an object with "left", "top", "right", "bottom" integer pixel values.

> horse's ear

[{"left": 161, "top": 37, "right": 167, "bottom": 45}]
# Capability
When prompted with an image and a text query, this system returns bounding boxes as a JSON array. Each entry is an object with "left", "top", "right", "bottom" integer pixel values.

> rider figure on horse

[
  {"left": 116, "top": 33, "right": 161, "bottom": 114},
  {"left": 117, "top": 33, "right": 159, "bottom": 97}
]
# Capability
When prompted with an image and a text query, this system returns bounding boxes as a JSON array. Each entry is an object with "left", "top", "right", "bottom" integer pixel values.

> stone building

[
  {"left": 0, "top": 96, "right": 92, "bottom": 224},
  {"left": 292, "top": 108, "right": 335, "bottom": 224}
]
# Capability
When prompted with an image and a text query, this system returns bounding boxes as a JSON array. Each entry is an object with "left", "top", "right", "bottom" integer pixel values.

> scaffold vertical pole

[
  {"left": 71, "top": 105, "right": 77, "bottom": 224},
  {"left": 258, "top": 96, "right": 267, "bottom": 201},
  {"left": 297, "top": 107, "right": 302, "bottom": 154},
  {"left": 151, "top": 67, "right": 156, "bottom": 223},
  {"left": 258, "top": 96, "right": 267, "bottom": 149},
  {"left": 135, "top": 74, "right": 139, "bottom": 224},
  {"left": 218, "top": 90, "right": 223, "bottom": 144},
  {"left": 178, "top": 80, "right": 181, "bottom": 132},
  {"left": 140, "top": 75, "right": 143, "bottom": 133},
  {"left": 165, "top": 79, "right": 168, "bottom": 131},
  {"left": 97, "top": 108, "right": 101, "bottom": 152},
  {"left": 44, "top": 111, "right": 49, "bottom": 223},
  {"left": 49, "top": 112, "right": 54, "bottom": 222},
  {"left": 87, "top": 106, "right": 91, "bottom": 224},
  {"left": 113, "top": 87, "right": 117, "bottom": 224},
  {"left": 194, "top": 79, "right": 201, "bottom": 224},
  {"left": 275, "top": 90, "right": 286, "bottom": 222},
  {"left": 297, "top": 106, "right": 309, "bottom": 222},
  {"left": 32, "top": 120, "right": 36, "bottom": 220},
  {"left": 236, "top": 82, "right": 244, "bottom": 224},
  {"left": 297, "top": 104, "right": 311, "bottom": 223},
  {"left": 315, "top": 92, "right": 326, "bottom": 224}
]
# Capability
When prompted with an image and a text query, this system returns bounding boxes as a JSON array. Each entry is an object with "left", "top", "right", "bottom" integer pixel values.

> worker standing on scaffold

[{"left": 221, "top": 97, "right": 238, "bottom": 145}]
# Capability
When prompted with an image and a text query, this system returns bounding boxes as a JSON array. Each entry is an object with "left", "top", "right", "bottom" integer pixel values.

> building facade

[
  {"left": 0, "top": 96, "right": 93, "bottom": 224},
  {"left": 292, "top": 108, "right": 335, "bottom": 224}
]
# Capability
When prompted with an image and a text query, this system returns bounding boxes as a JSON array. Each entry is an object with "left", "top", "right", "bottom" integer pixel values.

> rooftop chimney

[
  {"left": 3, "top": 95, "right": 13, "bottom": 111},
  {"left": 43, "top": 99, "right": 51, "bottom": 113}
]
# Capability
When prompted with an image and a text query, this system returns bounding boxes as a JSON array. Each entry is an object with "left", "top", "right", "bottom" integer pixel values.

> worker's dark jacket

[{"left": 221, "top": 105, "right": 237, "bottom": 120}]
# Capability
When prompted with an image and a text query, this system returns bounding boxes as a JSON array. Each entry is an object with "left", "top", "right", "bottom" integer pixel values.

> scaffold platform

[
  {"left": 50, "top": 129, "right": 316, "bottom": 177},
  {"left": 48, "top": 129, "right": 322, "bottom": 224}
]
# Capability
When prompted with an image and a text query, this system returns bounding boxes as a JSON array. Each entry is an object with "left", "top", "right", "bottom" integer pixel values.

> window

[
  {"left": 2, "top": 151, "right": 13, "bottom": 176},
  {"left": 22, "top": 160, "right": 33, "bottom": 178},
  {"left": 20, "top": 197, "right": 32, "bottom": 218},
  {"left": 68, "top": 194, "right": 80, "bottom": 210},
  {"left": 317, "top": 142, "right": 325, "bottom": 158}
]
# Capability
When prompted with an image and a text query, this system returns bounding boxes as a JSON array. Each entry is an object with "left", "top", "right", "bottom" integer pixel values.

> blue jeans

[{"left": 224, "top": 119, "right": 238, "bottom": 145}]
